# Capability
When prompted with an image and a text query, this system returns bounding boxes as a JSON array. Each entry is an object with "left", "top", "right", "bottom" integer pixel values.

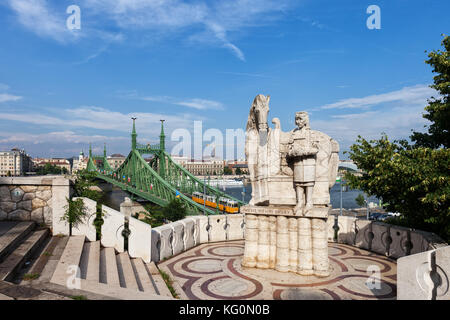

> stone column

[
  {"left": 269, "top": 216, "right": 277, "bottom": 269},
  {"left": 288, "top": 218, "right": 298, "bottom": 272},
  {"left": 51, "top": 177, "right": 71, "bottom": 236},
  {"left": 242, "top": 215, "right": 258, "bottom": 268},
  {"left": 275, "top": 216, "right": 290, "bottom": 272},
  {"left": 297, "top": 217, "right": 313, "bottom": 275},
  {"left": 312, "top": 218, "right": 329, "bottom": 277},
  {"left": 256, "top": 215, "right": 270, "bottom": 268}
]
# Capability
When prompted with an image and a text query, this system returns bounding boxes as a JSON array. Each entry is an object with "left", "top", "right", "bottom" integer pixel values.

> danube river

[{"left": 102, "top": 182, "right": 378, "bottom": 211}]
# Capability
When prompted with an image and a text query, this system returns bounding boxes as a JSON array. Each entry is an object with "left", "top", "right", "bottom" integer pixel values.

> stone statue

[{"left": 242, "top": 94, "right": 339, "bottom": 277}]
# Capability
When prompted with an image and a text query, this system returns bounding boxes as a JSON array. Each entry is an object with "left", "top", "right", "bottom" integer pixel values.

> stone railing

[
  {"left": 0, "top": 176, "right": 72, "bottom": 234},
  {"left": 151, "top": 214, "right": 245, "bottom": 262},
  {"left": 69, "top": 197, "right": 153, "bottom": 263},
  {"left": 326, "top": 215, "right": 447, "bottom": 259}
]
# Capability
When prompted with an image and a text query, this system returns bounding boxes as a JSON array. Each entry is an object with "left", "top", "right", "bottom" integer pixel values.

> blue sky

[{"left": 0, "top": 0, "right": 448, "bottom": 159}]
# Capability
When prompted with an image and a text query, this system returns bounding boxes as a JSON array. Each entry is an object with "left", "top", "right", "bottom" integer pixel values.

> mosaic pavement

[{"left": 158, "top": 241, "right": 397, "bottom": 300}]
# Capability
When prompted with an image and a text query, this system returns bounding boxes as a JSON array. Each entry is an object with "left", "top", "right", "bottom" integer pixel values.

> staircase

[
  {"left": 49, "top": 236, "right": 174, "bottom": 300},
  {"left": 0, "top": 222, "right": 49, "bottom": 282}
]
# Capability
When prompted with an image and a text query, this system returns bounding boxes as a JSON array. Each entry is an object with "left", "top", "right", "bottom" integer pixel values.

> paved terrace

[{"left": 158, "top": 240, "right": 397, "bottom": 300}]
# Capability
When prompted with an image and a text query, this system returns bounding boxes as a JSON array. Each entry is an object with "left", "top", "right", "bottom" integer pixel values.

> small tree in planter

[{"left": 62, "top": 197, "right": 88, "bottom": 236}]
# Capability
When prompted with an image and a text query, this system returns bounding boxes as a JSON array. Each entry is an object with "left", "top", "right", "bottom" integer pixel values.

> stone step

[
  {"left": 50, "top": 236, "right": 85, "bottom": 285},
  {"left": 116, "top": 252, "right": 139, "bottom": 291},
  {"left": 79, "top": 279, "right": 173, "bottom": 300},
  {"left": 147, "top": 262, "right": 174, "bottom": 298},
  {"left": 85, "top": 241, "right": 100, "bottom": 282},
  {"left": 131, "top": 258, "right": 158, "bottom": 294},
  {"left": 101, "top": 247, "right": 120, "bottom": 287},
  {"left": 0, "top": 229, "right": 49, "bottom": 282},
  {"left": 0, "top": 222, "right": 35, "bottom": 263}
]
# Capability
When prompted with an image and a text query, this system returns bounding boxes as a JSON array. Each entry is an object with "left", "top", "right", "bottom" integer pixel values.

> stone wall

[{"left": 0, "top": 176, "right": 72, "bottom": 232}]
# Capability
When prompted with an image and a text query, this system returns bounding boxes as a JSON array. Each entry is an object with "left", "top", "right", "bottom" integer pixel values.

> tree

[
  {"left": 223, "top": 167, "right": 232, "bottom": 175},
  {"left": 162, "top": 198, "right": 187, "bottom": 222},
  {"left": 411, "top": 35, "right": 450, "bottom": 149},
  {"left": 235, "top": 167, "right": 242, "bottom": 175},
  {"left": 355, "top": 194, "right": 366, "bottom": 208},
  {"left": 62, "top": 197, "right": 88, "bottom": 236},
  {"left": 345, "top": 35, "right": 450, "bottom": 242}
]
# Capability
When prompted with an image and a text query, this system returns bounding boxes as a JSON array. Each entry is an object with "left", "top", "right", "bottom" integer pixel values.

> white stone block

[
  {"left": 171, "top": 221, "right": 185, "bottom": 256},
  {"left": 326, "top": 215, "right": 336, "bottom": 242},
  {"left": 208, "top": 215, "right": 227, "bottom": 242},
  {"left": 51, "top": 177, "right": 71, "bottom": 235},
  {"left": 72, "top": 197, "right": 97, "bottom": 242},
  {"left": 337, "top": 216, "right": 356, "bottom": 245},
  {"left": 435, "top": 246, "right": 450, "bottom": 300},
  {"left": 155, "top": 224, "right": 173, "bottom": 261},
  {"left": 101, "top": 205, "right": 125, "bottom": 253},
  {"left": 227, "top": 214, "right": 245, "bottom": 241},
  {"left": 397, "top": 250, "right": 432, "bottom": 300},
  {"left": 389, "top": 225, "right": 411, "bottom": 258},
  {"left": 151, "top": 229, "right": 161, "bottom": 263},
  {"left": 371, "top": 222, "right": 390, "bottom": 256},
  {"left": 355, "top": 219, "right": 372, "bottom": 251},
  {"left": 195, "top": 215, "right": 209, "bottom": 244},
  {"left": 129, "top": 216, "right": 152, "bottom": 263},
  {"left": 180, "top": 218, "right": 196, "bottom": 250}
]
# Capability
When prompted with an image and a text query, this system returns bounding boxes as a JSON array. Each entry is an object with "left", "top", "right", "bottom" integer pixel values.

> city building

[
  {"left": 172, "top": 155, "right": 224, "bottom": 176},
  {"left": 107, "top": 154, "right": 126, "bottom": 170},
  {"left": 0, "top": 148, "right": 33, "bottom": 176},
  {"left": 225, "top": 160, "right": 249, "bottom": 175},
  {"left": 33, "top": 158, "right": 72, "bottom": 174},
  {"left": 72, "top": 151, "right": 88, "bottom": 173}
]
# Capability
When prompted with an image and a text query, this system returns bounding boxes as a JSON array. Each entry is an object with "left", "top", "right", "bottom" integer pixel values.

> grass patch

[
  {"left": 42, "top": 251, "right": 52, "bottom": 257},
  {"left": 23, "top": 273, "right": 40, "bottom": 281},
  {"left": 70, "top": 295, "right": 88, "bottom": 300},
  {"left": 159, "top": 269, "right": 179, "bottom": 299}
]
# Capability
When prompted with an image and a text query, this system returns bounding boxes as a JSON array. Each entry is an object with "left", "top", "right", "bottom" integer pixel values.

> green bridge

[{"left": 86, "top": 119, "right": 246, "bottom": 215}]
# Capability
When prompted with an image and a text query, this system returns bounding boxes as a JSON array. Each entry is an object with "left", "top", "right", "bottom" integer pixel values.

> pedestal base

[{"left": 242, "top": 205, "right": 331, "bottom": 277}]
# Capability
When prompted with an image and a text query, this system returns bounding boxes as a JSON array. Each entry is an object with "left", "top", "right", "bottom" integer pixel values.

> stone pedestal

[{"left": 242, "top": 205, "right": 330, "bottom": 277}]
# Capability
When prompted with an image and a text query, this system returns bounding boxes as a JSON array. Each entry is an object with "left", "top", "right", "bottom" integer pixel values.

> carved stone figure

[{"left": 242, "top": 94, "right": 339, "bottom": 277}]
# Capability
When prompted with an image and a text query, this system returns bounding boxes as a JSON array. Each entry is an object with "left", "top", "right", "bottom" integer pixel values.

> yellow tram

[{"left": 192, "top": 192, "right": 239, "bottom": 214}]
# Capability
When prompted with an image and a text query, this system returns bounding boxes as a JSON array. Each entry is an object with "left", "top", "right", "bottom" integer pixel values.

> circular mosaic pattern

[{"left": 158, "top": 241, "right": 397, "bottom": 300}]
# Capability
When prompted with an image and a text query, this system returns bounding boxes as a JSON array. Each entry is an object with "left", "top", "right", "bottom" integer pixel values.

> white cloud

[
  {"left": 310, "top": 85, "right": 436, "bottom": 152},
  {"left": 0, "top": 84, "right": 10, "bottom": 91},
  {"left": 7, "top": 0, "right": 74, "bottom": 42},
  {"left": 140, "top": 95, "right": 224, "bottom": 110},
  {"left": 318, "top": 85, "right": 435, "bottom": 110},
  {"left": 6, "top": 0, "right": 293, "bottom": 59},
  {"left": 0, "top": 93, "right": 22, "bottom": 103},
  {"left": 0, "top": 130, "right": 127, "bottom": 144}
]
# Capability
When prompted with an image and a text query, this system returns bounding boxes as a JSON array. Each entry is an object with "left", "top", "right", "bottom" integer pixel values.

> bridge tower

[
  {"left": 131, "top": 117, "right": 137, "bottom": 150},
  {"left": 159, "top": 120, "right": 166, "bottom": 179}
]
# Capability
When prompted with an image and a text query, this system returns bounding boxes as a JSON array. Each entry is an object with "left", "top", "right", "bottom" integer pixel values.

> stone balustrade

[
  {"left": 327, "top": 215, "right": 447, "bottom": 259},
  {"left": 151, "top": 214, "right": 245, "bottom": 263}
]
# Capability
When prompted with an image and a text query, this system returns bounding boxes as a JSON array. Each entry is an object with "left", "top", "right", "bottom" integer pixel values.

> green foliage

[
  {"left": 23, "top": 273, "right": 40, "bottom": 281},
  {"left": 159, "top": 269, "right": 179, "bottom": 299},
  {"left": 70, "top": 295, "right": 88, "bottom": 300},
  {"left": 62, "top": 197, "right": 88, "bottom": 236},
  {"left": 345, "top": 36, "right": 450, "bottom": 242},
  {"left": 141, "top": 198, "right": 187, "bottom": 227},
  {"left": 235, "top": 167, "right": 242, "bottom": 175},
  {"left": 355, "top": 194, "right": 366, "bottom": 207},
  {"left": 162, "top": 198, "right": 187, "bottom": 222},
  {"left": 411, "top": 35, "right": 450, "bottom": 149},
  {"left": 223, "top": 166, "right": 232, "bottom": 175},
  {"left": 35, "top": 163, "right": 67, "bottom": 175},
  {"left": 73, "top": 170, "right": 102, "bottom": 202}
]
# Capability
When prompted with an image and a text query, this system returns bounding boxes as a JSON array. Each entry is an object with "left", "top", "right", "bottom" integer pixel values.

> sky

[{"left": 0, "top": 0, "right": 448, "bottom": 160}]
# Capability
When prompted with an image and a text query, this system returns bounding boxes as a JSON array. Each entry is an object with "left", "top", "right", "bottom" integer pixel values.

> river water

[{"left": 102, "top": 182, "right": 378, "bottom": 211}]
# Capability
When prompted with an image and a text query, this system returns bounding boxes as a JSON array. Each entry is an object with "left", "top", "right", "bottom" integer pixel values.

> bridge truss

[{"left": 87, "top": 119, "right": 246, "bottom": 215}]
